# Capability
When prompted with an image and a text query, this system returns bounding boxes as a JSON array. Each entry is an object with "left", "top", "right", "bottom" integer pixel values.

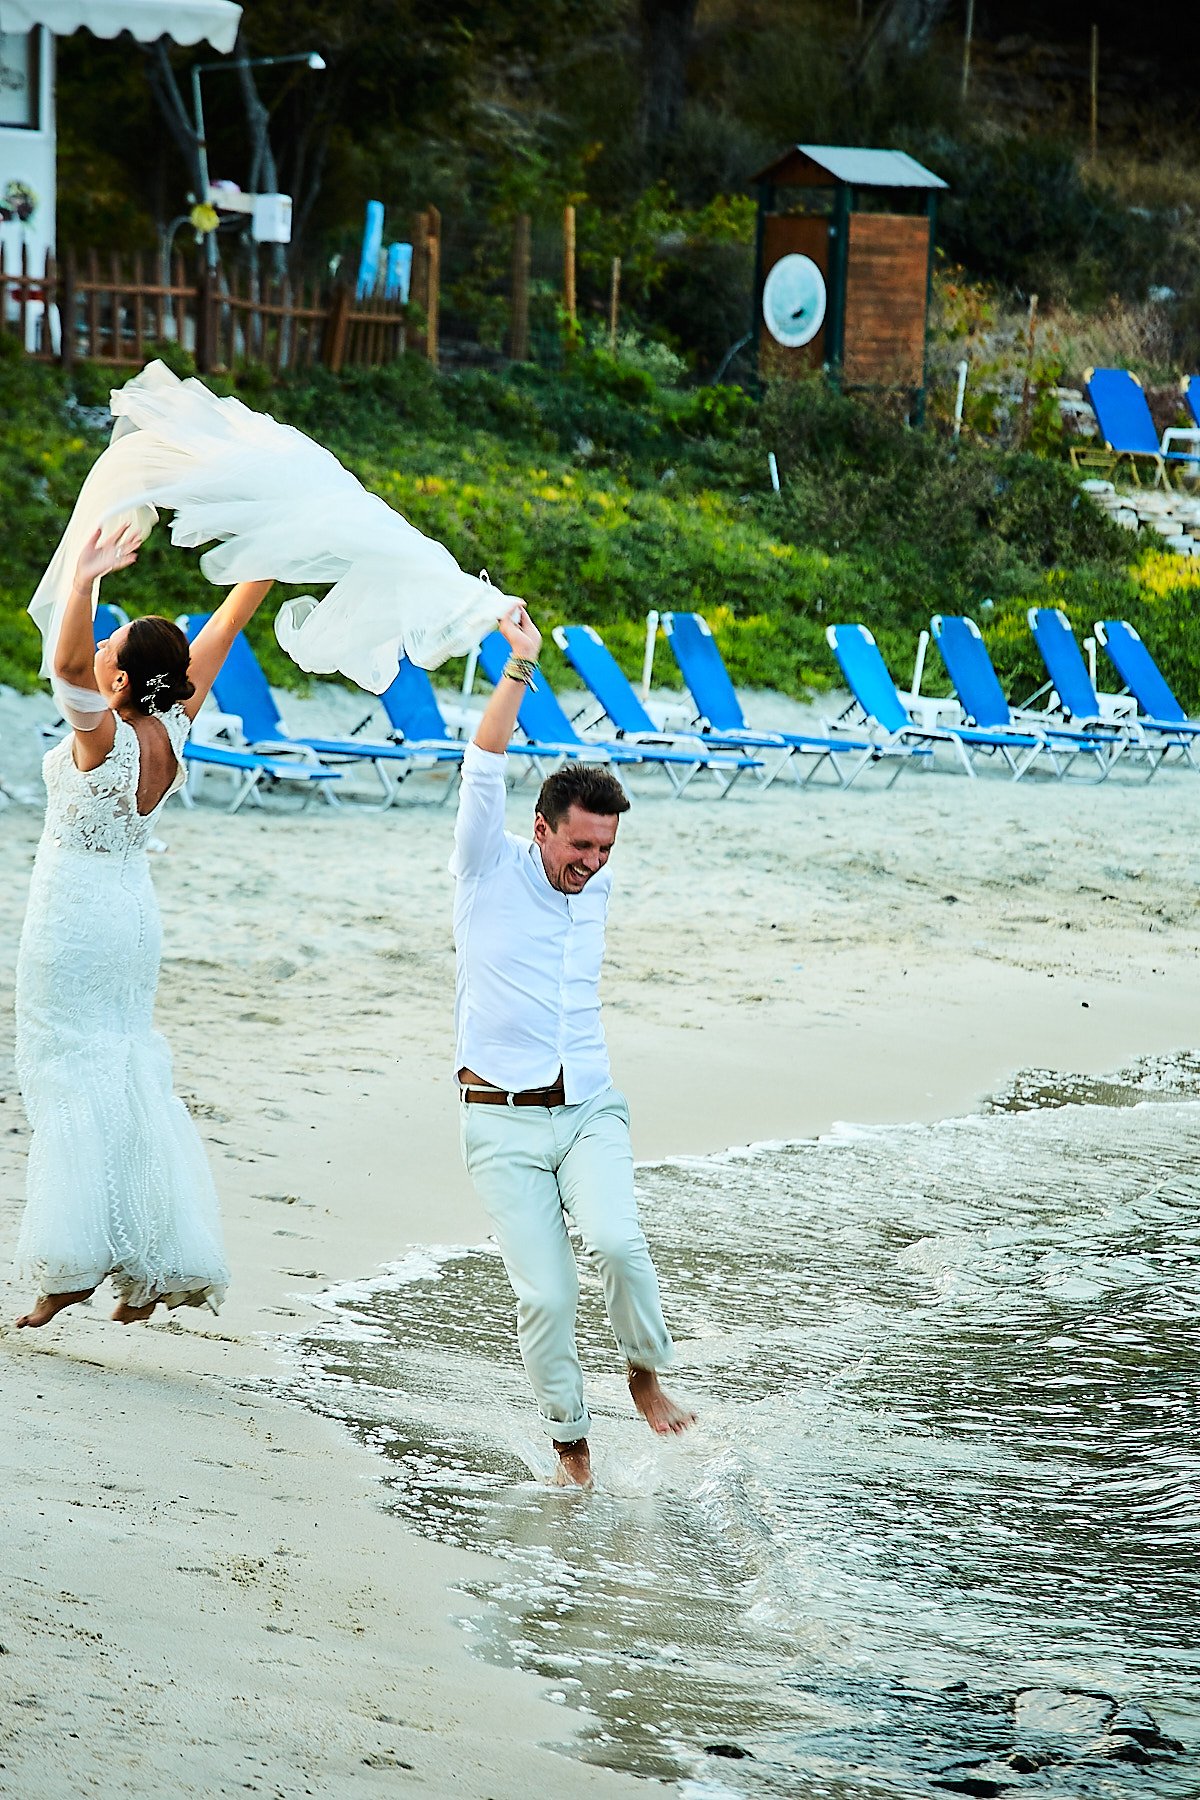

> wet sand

[{"left": 2, "top": 680, "right": 1197, "bottom": 1796}]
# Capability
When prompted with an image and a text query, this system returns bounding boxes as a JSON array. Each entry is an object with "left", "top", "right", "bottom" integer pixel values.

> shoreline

[{"left": 3, "top": 684, "right": 1199, "bottom": 1796}]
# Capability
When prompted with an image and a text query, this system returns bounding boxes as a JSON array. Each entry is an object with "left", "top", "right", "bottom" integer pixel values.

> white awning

[{"left": 0, "top": 0, "right": 241, "bottom": 51}]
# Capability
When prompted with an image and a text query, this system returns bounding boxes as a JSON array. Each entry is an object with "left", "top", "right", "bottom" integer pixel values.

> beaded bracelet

[{"left": 503, "top": 655, "right": 539, "bottom": 689}]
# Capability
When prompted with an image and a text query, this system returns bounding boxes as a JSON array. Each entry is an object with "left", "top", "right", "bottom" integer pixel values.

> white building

[{"left": 0, "top": 0, "right": 240, "bottom": 274}]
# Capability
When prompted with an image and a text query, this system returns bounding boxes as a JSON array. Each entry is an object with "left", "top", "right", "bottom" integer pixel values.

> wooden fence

[
  {"left": 0, "top": 242, "right": 412, "bottom": 376},
  {"left": 1, "top": 206, "right": 613, "bottom": 380}
]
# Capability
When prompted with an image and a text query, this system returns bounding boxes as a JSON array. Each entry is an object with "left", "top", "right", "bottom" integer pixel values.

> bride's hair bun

[{"left": 118, "top": 615, "right": 196, "bottom": 714}]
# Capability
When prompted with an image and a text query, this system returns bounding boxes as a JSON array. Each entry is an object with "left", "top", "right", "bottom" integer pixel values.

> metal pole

[
  {"left": 911, "top": 630, "right": 930, "bottom": 699},
  {"left": 641, "top": 611, "right": 659, "bottom": 704},
  {"left": 190, "top": 65, "right": 216, "bottom": 272},
  {"left": 1089, "top": 24, "right": 1099, "bottom": 159},
  {"left": 953, "top": 358, "right": 968, "bottom": 436}
]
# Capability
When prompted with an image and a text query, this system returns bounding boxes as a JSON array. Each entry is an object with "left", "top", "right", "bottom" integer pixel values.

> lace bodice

[{"left": 41, "top": 707, "right": 190, "bottom": 855}]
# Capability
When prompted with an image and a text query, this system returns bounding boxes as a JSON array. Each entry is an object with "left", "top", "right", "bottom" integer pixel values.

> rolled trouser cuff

[
  {"left": 624, "top": 1333, "right": 676, "bottom": 1372},
  {"left": 542, "top": 1406, "right": 591, "bottom": 1441}
]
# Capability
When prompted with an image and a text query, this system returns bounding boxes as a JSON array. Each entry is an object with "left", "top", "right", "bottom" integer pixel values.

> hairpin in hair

[{"left": 142, "top": 671, "right": 171, "bottom": 713}]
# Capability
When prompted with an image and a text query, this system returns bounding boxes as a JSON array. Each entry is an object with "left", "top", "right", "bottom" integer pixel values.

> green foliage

[
  {"left": 8, "top": 352, "right": 1200, "bottom": 721},
  {"left": 927, "top": 134, "right": 1189, "bottom": 310}
]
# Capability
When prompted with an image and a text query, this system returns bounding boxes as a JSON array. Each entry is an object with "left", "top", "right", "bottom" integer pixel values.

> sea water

[{"left": 284, "top": 1057, "right": 1200, "bottom": 1797}]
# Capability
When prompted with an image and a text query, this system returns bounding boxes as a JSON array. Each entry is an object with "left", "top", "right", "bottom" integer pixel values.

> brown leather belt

[{"left": 459, "top": 1079, "right": 566, "bottom": 1108}]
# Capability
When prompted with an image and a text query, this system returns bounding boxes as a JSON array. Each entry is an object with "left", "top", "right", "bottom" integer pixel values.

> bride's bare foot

[
  {"left": 16, "top": 1288, "right": 94, "bottom": 1328},
  {"left": 628, "top": 1366, "right": 697, "bottom": 1436},
  {"left": 112, "top": 1299, "right": 157, "bottom": 1324},
  {"left": 552, "top": 1438, "right": 593, "bottom": 1488}
]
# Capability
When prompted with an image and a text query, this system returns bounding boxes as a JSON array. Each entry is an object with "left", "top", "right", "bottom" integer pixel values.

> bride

[{"left": 15, "top": 525, "right": 273, "bottom": 1327}]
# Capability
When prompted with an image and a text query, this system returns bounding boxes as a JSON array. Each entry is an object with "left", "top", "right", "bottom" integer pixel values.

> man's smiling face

[{"left": 533, "top": 804, "right": 620, "bottom": 895}]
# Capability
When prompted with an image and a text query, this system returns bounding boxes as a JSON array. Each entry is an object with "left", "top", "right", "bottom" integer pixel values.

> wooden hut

[{"left": 752, "top": 144, "right": 947, "bottom": 417}]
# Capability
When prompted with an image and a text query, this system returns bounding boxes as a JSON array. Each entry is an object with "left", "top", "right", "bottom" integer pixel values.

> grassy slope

[{"left": 3, "top": 342, "right": 1200, "bottom": 710}]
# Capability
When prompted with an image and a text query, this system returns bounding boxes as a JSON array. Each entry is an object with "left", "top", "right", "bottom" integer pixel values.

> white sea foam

[{"left": 276, "top": 1056, "right": 1200, "bottom": 1796}]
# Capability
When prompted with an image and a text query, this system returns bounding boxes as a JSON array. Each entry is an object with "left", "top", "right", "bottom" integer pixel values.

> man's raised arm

[
  {"left": 452, "top": 605, "right": 542, "bottom": 880},
  {"left": 473, "top": 604, "right": 541, "bottom": 753}
]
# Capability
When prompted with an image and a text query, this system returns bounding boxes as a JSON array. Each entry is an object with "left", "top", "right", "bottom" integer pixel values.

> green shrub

[{"left": 5, "top": 350, "right": 1193, "bottom": 717}]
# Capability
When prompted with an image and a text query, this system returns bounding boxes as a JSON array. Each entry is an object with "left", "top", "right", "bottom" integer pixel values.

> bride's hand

[
  {"left": 497, "top": 603, "right": 541, "bottom": 662},
  {"left": 72, "top": 523, "right": 142, "bottom": 593}
]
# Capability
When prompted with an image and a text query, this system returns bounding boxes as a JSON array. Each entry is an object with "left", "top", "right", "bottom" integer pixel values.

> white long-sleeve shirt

[{"left": 450, "top": 742, "right": 613, "bottom": 1104}]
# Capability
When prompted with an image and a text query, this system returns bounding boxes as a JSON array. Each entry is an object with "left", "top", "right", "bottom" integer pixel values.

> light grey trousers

[{"left": 460, "top": 1085, "right": 674, "bottom": 1442}]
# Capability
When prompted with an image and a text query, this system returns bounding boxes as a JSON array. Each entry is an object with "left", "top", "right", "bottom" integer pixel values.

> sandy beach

[{"left": 2, "top": 679, "right": 1198, "bottom": 1798}]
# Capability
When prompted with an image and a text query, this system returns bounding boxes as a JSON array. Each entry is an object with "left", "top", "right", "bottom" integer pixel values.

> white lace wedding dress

[{"left": 15, "top": 709, "right": 230, "bottom": 1311}]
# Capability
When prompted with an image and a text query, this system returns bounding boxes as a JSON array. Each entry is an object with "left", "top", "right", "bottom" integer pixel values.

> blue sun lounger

[
  {"left": 182, "top": 741, "right": 342, "bottom": 811},
  {"left": 1185, "top": 375, "right": 1200, "bottom": 427},
  {"left": 477, "top": 631, "right": 758, "bottom": 795},
  {"left": 931, "top": 614, "right": 1115, "bottom": 779},
  {"left": 827, "top": 622, "right": 1070, "bottom": 780},
  {"left": 180, "top": 616, "right": 464, "bottom": 806},
  {"left": 1094, "top": 619, "right": 1200, "bottom": 770},
  {"left": 660, "top": 610, "right": 927, "bottom": 787},
  {"left": 372, "top": 655, "right": 562, "bottom": 785},
  {"left": 551, "top": 623, "right": 814, "bottom": 790},
  {"left": 82, "top": 605, "right": 341, "bottom": 810},
  {"left": 1026, "top": 607, "right": 1171, "bottom": 775},
  {"left": 1076, "top": 368, "right": 1200, "bottom": 490}
]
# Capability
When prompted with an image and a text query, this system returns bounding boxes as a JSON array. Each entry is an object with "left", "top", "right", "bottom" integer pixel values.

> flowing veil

[{"left": 29, "top": 361, "right": 514, "bottom": 692}]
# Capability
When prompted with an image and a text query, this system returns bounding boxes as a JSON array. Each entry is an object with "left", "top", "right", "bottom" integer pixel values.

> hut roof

[{"left": 753, "top": 145, "right": 947, "bottom": 191}]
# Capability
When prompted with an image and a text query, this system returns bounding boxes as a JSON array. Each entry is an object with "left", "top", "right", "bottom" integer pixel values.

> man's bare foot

[
  {"left": 16, "top": 1288, "right": 94, "bottom": 1328},
  {"left": 112, "top": 1299, "right": 157, "bottom": 1324},
  {"left": 552, "top": 1438, "right": 593, "bottom": 1488},
  {"left": 628, "top": 1366, "right": 697, "bottom": 1436}
]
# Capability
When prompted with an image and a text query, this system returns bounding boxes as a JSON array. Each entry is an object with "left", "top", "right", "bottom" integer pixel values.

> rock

[
  {"left": 1108, "top": 1704, "right": 1185, "bottom": 1755},
  {"left": 933, "top": 1764, "right": 1013, "bottom": 1797},
  {"left": 1113, "top": 508, "right": 1139, "bottom": 530},
  {"left": 1013, "top": 1689, "right": 1115, "bottom": 1738},
  {"left": 1082, "top": 1733, "right": 1155, "bottom": 1763},
  {"left": 704, "top": 1742, "right": 753, "bottom": 1759}
]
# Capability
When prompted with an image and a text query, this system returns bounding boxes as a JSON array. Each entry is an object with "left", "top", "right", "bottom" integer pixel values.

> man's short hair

[{"left": 535, "top": 764, "right": 631, "bottom": 830}]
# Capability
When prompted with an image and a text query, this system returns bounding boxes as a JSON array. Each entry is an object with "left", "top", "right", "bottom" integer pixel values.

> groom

[{"left": 451, "top": 605, "right": 694, "bottom": 1486}]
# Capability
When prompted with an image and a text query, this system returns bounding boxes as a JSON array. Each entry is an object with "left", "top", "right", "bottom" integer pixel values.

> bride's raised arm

[
  {"left": 184, "top": 580, "right": 275, "bottom": 720},
  {"left": 54, "top": 524, "right": 141, "bottom": 764}
]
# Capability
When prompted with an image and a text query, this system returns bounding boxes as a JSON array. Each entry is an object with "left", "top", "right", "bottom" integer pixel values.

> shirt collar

[{"left": 528, "top": 838, "right": 562, "bottom": 898}]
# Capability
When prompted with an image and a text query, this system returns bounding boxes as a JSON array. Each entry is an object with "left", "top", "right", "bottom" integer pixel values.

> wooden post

[
  {"left": 961, "top": 0, "right": 975, "bottom": 100},
  {"left": 563, "top": 203, "right": 577, "bottom": 331},
  {"left": 1089, "top": 24, "right": 1099, "bottom": 159},
  {"left": 195, "top": 261, "right": 213, "bottom": 374},
  {"left": 425, "top": 205, "right": 441, "bottom": 368},
  {"left": 86, "top": 249, "right": 100, "bottom": 360},
  {"left": 172, "top": 254, "right": 186, "bottom": 354},
  {"left": 510, "top": 212, "right": 531, "bottom": 361},
  {"left": 60, "top": 248, "right": 76, "bottom": 371},
  {"left": 1019, "top": 292, "right": 1039, "bottom": 442},
  {"left": 18, "top": 240, "right": 30, "bottom": 353},
  {"left": 410, "top": 209, "right": 429, "bottom": 359},
  {"left": 132, "top": 251, "right": 145, "bottom": 365},
  {"left": 322, "top": 282, "right": 351, "bottom": 374},
  {"left": 608, "top": 255, "right": 621, "bottom": 351}
]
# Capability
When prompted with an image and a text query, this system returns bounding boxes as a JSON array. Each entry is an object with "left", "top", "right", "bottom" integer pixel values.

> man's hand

[
  {"left": 498, "top": 604, "right": 541, "bottom": 663},
  {"left": 474, "top": 604, "right": 542, "bottom": 755}
]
